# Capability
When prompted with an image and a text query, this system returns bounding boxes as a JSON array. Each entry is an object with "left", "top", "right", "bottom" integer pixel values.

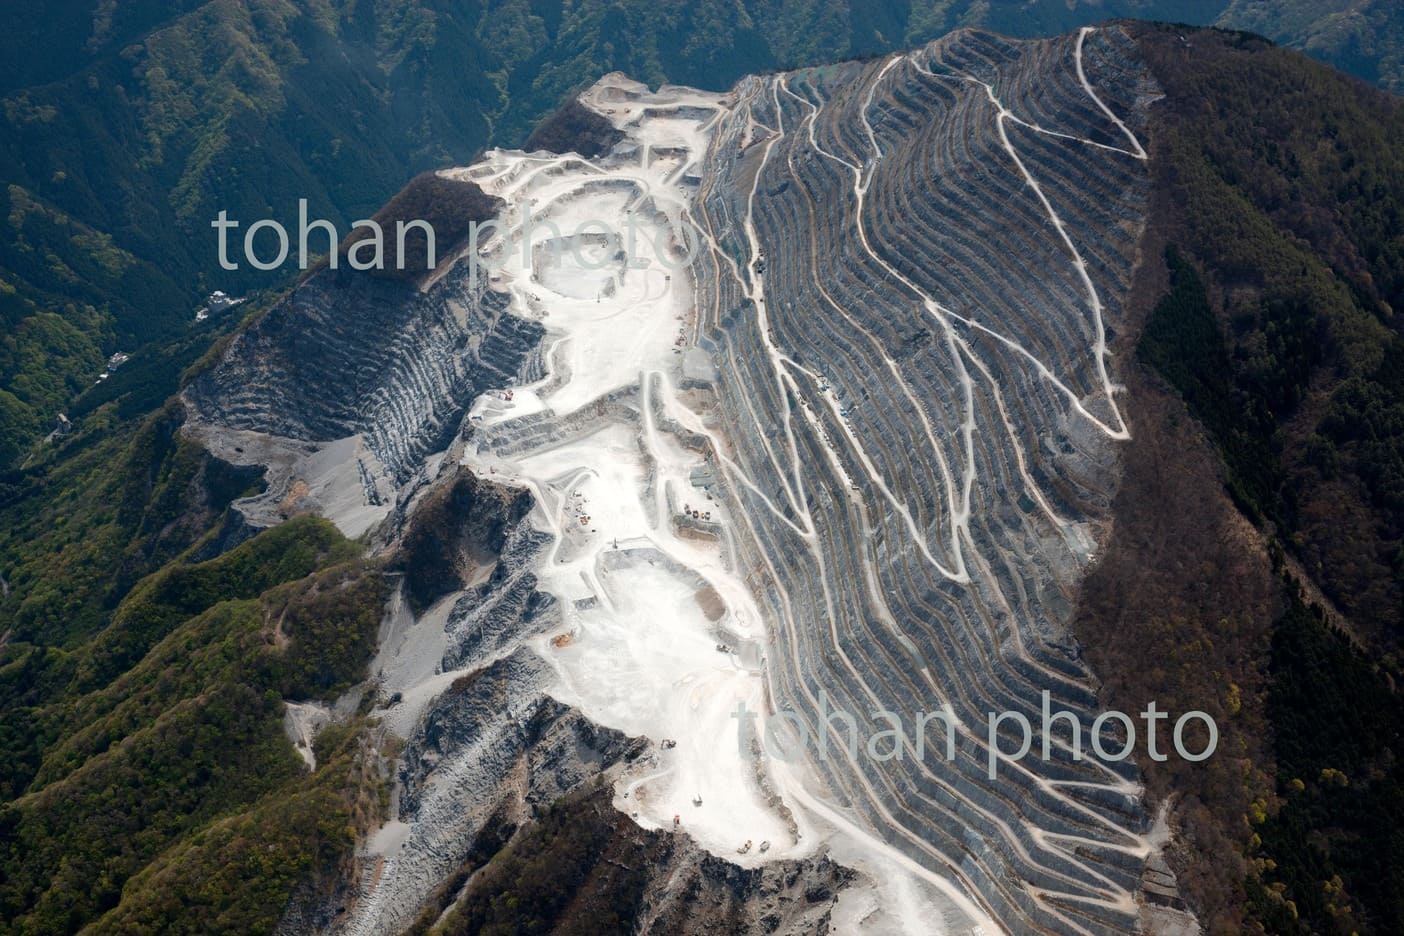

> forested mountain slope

[
  {"left": 1075, "top": 22, "right": 1404, "bottom": 935},
  {"left": 1, "top": 0, "right": 1402, "bottom": 469}
]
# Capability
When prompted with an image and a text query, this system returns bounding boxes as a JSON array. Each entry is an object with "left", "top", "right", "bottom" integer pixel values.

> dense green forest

[
  {"left": 431, "top": 781, "right": 659, "bottom": 936},
  {"left": 1140, "top": 22, "right": 1404, "bottom": 650},
  {"left": 336, "top": 172, "right": 501, "bottom": 282},
  {"left": 0, "top": 6, "right": 1401, "bottom": 934},
  {"left": 0, "top": 291, "right": 392, "bottom": 932},
  {"left": 2, "top": 0, "right": 1402, "bottom": 468},
  {"left": 0, "top": 476, "right": 391, "bottom": 932},
  {"left": 1073, "top": 22, "right": 1404, "bottom": 935}
]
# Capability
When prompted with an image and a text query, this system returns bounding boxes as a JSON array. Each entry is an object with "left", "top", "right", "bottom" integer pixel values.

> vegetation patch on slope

[
  {"left": 433, "top": 782, "right": 660, "bottom": 936},
  {"left": 1136, "top": 23, "right": 1404, "bottom": 651},
  {"left": 0, "top": 509, "right": 390, "bottom": 934},
  {"left": 337, "top": 173, "right": 501, "bottom": 284},
  {"left": 0, "top": 361, "right": 393, "bottom": 933},
  {"left": 395, "top": 468, "right": 533, "bottom": 614},
  {"left": 523, "top": 97, "right": 625, "bottom": 158},
  {"left": 1076, "top": 23, "right": 1404, "bottom": 934}
]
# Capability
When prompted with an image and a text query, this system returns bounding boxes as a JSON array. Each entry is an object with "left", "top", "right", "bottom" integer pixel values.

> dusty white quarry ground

[
  {"left": 458, "top": 77, "right": 807, "bottom": 865},
  {"left": 342, "top": 75, "right": 991, "bottom": 935}
]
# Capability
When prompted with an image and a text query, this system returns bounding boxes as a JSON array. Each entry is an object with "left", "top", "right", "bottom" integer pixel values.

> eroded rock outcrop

[
  {"left": 191, "top": 24, "right": 1193, "bottom": 936},
  {"left": 686, "top": 25, "right": 1167, "bottom": 934},
  {"left": 394, "top": 469, "right": 534, "bottom": 613},
  {"left": 186, "top": 259, "right": 544, "bottom": 506}
]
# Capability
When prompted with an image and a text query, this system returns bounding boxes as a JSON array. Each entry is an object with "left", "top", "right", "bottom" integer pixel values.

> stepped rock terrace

[{"left": 188, "top": 25, "right": 1186, "bottom": 936}]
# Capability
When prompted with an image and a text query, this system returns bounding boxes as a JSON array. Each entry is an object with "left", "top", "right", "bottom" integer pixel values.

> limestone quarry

[{"left": 187, "top": 24, "right": 1194, "bottom": 936}]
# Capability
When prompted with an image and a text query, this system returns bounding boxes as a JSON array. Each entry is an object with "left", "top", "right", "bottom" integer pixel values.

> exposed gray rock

[
  {"left": 198, "top": 24, "right": 1177, "bottom": 936},
  {"left": 687, "top": 25, "right": 1160, "bottom": 934},
  {"left": 186, "top": 258, "right": 545, "bottom": 532}
]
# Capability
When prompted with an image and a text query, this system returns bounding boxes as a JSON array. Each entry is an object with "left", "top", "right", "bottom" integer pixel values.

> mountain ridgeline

[
  {"left": 2, "top": 0, "right": 1404, "bottom": 469},
  {"left": 0, "top": 14, "right": 1400, "bottom": 936}
]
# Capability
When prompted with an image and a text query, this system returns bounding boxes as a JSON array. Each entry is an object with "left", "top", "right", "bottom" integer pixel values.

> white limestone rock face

[
  {"left": 687, "top": 26, "right": 1168, "bottom": 934},
  {"left": 196, "top": 26, "right": 1194, "bottom": 936}
]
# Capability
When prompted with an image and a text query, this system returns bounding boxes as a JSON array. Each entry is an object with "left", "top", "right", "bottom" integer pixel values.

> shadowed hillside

[{"left": 1073, "top": 22, "right": 1404, "bottom": 935}]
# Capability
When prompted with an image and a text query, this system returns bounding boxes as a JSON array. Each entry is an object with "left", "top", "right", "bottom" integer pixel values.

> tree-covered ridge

[
  {"left": 0, "top": 317, "right": 392, "bottom": 932},
  {"left": 1139, "top": 22, "right": 1404, "bottom": 649},
  {"left": 89, "top": 717, "right": 385, "bottom": 935},
  {"left": 0, "top": 510, "right": 390, "bottom": 934},
  {"left": 2, "top": 0, "right": 1402, "bottom": 471},
  {"left": 0, "top": 393, "right": 255, "bottom": 650},
  {"left": 1074, "top": 22, "right": 1404, "bottom": 935},
  {"left": 432, "top": 781, "right": 659, "bottom": 936},
  {"left": 522, "top": 97, "right": 624, "bottom": 158},
  {"left": 1219, "top": 0, "right": 1404, "bottom": 92},
  {"left": 337, "top": 172, "right": 501, "bottom": 282}
]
